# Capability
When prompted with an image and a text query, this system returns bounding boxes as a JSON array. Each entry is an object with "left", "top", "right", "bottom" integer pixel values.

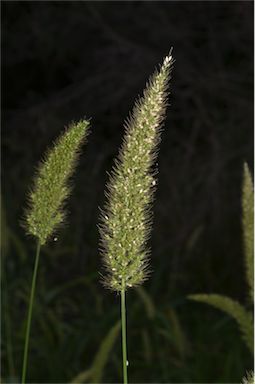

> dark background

[{"left": 2, "top": 1, "right": 254, "bottom": 383}]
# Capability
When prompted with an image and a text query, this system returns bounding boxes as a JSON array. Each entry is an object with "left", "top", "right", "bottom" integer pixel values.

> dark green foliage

[
  {"left": 2, "top": 2, "right": 253, "bottom": 382},
  {"left": 70, "top": 321, "right": 121, "bottom": 383},
  {"left": 189, "top": 294, "right": 253, "bottom": 353},
  {"left": 189, "top": 164, "right": 254, "bottom": 358}
]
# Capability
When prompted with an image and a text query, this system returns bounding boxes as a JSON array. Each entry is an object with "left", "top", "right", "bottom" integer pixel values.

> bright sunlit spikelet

[
  {"left": 100, "top": 53, "right": 173, "bottom": 292},
  {"left": 25, "top": 120, "right": 90, "bottom": 245}
]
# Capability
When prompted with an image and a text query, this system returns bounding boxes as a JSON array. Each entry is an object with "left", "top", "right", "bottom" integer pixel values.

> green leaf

[
  {"left": 189, "top": 294, "right": 253, "bottom": 354},
  {"left": 242, "top": 163, "right": 254, "bottom": 301},
  {"left": 167, "top": 308, "right": 189, "bottom": 359},
  {"left": 136, "top": 287, "right": 156, "bottom": 319},
  {"left": 70, "top": 321, "right": 121, "bottom": 384},
  {"left": 70, "top": 369, "right": 92, "bottom": 384},
  {"left": 90, "top": 321, "right": 121, "bottom": 383}
]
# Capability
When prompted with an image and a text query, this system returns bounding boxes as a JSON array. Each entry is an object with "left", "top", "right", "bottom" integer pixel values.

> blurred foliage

[
  {"left": 189, "top": 294, "right": 253, "bottom": 354},
  {"left": 70, "top": 321, "right": 121, "bottom": 383},
  {"left": 189, "top": 164, "right": 254, "bottom": 355},
  {"left": 1, "top": 208, "right": 252, "bottom": 382},
  {"left": 1, "top": 1, "right": 253, "bottom": 383}
]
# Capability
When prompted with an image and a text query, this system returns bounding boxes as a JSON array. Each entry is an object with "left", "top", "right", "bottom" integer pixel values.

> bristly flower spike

[
  {"left": 25, "top": 119, "right": 90, "bottom": 245},
  {"left": 21, "top": 119, "right": 90, "bottom": 384},
  {"left": 242, "top": 162, "right": 254, "bottom": 301},
  {"left": 100, "top": 53, "right": 173, "bottom": 292}
]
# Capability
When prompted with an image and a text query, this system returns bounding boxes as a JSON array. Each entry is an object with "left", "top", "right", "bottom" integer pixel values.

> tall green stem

[
  {"left": 3, "top": 264, "right": 15, "bottom": 377},
  {"left": 121, "top": 282, "right": 128, "bottom": 384},
  {"left": 21, "top": 240, "right": 41, "bottom": 384}
]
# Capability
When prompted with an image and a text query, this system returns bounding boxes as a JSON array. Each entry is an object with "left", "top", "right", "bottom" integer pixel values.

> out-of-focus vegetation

[
  {"left": 189, "top": 164, "right": 254, "bottom": 355},
  {"left": 2, "top": 1, "right": 253, "bottom": 383},
  {"left": 1, "top": 206, "right": 253, "bottom": 382}
]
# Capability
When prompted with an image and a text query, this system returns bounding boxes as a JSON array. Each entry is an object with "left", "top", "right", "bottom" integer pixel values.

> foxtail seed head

[
  {"left": 242, "top": 163, "right": 254, "bottom": 301},
  {"left": 25, "top": 120, "right": 90, "bottom": 245},
  {"left": 100, "top": 53, "right": 173, "bottom": 292}
]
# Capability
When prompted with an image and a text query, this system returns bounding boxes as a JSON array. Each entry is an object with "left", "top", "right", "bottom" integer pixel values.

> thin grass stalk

[
  {"left": 3, "top": 268, "right": 15, "bottom": 377},
  {"left": 121, "top": 281, "right": 128, "bottom": 384},
  {"left": 21, "top": 240, "right": 41, "bottom": 384}
]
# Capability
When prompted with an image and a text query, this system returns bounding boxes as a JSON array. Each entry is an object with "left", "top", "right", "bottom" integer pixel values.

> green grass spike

[
  {"left": 100, "top": 53, "right": 173, "bottom": 292},
  {"left": 25, "top": 120, "right": 90, "bottom": 245},
  {"left": 242, "top": 163, "right": 254, "bottom": 301}
]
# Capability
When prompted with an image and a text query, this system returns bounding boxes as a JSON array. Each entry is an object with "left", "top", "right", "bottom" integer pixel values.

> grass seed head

[
  {"left": 242, "top": 162, "right": 254, "bottom": 301},
  {"left": 100, "top": 53, "right": 173, "bottom": 292},
  {"left": 25, "top": 119, "right": 90, "bottom": 245}
]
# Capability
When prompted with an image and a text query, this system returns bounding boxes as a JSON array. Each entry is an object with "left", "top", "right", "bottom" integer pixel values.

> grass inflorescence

[
  {"left": 21, "top": 119, "right": 90, "bottom": 384},
  {"left": 25, "top": 120, "right": 90, "bottom": 245},
  {"left": 100, "top": 52, "right": 173, "bottom": 384},
  {"left": 100, "top": 54, "right": 173, "bottom": 292}
]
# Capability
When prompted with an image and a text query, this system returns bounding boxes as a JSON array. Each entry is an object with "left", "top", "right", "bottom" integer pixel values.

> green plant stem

[
  {"left": 121, "top": 282, "right": 128, "bottom": 384},
  {"left": 21, "top": 240, "right": 41, "bottom": 384},
  {"left": 3, "top": 265, "right": 15, "bottom": 377}
]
